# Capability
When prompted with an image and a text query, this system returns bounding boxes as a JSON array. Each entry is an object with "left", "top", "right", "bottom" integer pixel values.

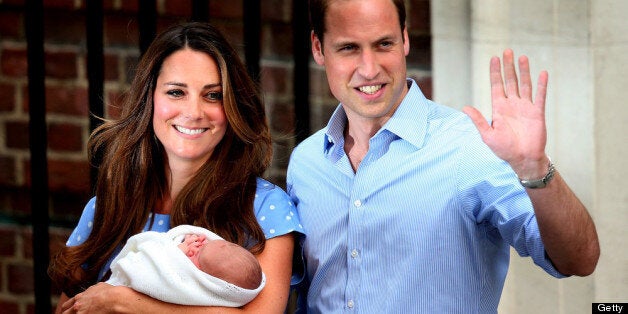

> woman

[{"left": 49, "top": 22, "right": 303, "bottom": 313}]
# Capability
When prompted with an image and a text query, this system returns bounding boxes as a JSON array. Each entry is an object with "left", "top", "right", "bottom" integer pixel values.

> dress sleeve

[
  {"left": 254, "top": 178, "right": 307, "bottom": 288},
  {"left": 254, "top": 179, "right": 305, "bottom": 239},
  {"left": 65, "top": 197, "right": 97, "bottom": 247}
]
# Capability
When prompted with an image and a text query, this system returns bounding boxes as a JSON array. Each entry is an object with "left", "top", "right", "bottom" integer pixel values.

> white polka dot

[
  {"left": 88, "top": 221, "right": 93, "bottom": 228},
  {"left": 286, "top": 216, "right": 292, "bottom": 220},
  {"left": 269, "top": 229, "right": 276, "bottom": 234},
  {"left": 255, "top": 194, "right": 259, "bottom": 198},
  {"left": 260, "top": 216, "right": 266, "bottom": 221},
  {"left": 290, "top": 211, "right": 294, "bottom": 216},
  {"left": 77, "top": 235, "right": 82, "bottom": 241},
  {"left": 92, "top": 204, "right": 96, "bottom": 209},
  {"left": 66, "top": 241, "right": 70, "bottom": 245},
  {"left": 263, "top": 183, "right": 270, "bottom": 187},
  {"left": 158, "top": 220, "right": 164, "bottom": 225},
  {"left": 299, "top": 224, "right": 303, "bottom": 229},
  {"left": 288, "top": 201, "right": 293, "bottom": 206},
  {"left": 269, "top": 205, "right": 276, "bottom": 210}
]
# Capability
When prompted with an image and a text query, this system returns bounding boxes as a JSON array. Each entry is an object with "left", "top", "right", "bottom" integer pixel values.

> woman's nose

[{"left": 183, "top": 97, "right": 204, "bottom": 119}]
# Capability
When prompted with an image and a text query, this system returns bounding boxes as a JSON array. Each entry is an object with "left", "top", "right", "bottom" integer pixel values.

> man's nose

[{"left": 357, "top": 49, "right": 379, "bottom": 80}]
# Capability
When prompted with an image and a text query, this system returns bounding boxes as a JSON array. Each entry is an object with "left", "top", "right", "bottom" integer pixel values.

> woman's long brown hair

[{"left": 48, "top": 22, "right": 272, "bottom": 296}]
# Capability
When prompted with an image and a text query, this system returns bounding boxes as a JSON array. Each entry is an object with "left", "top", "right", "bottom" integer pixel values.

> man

[{"left": 286, "top": 0, "right": 600, "bottom": 313}]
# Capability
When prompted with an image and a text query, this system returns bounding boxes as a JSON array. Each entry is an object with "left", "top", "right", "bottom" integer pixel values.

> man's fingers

[
  {"left": 502, "top": 49, "right": 520, "bottom": 98},
  {"left": 462, "top": 106, "right": 491, "bottom": 134},
  {"left": 490, "top": 57, "right": 506, "bottom": 101},
  {"left": 535, "top": 70, "right": 549, "bottom": 110},
  {"left": 518, "top": 55, "right": 533, "bottom": 101}
]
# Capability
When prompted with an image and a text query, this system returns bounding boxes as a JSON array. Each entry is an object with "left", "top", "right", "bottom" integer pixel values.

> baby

[
  {"left": 177, "top": 233, "right": 262, "bottom": 289},
  {"left": 106, "top": 225, "right": 265, "bottom": 306}
]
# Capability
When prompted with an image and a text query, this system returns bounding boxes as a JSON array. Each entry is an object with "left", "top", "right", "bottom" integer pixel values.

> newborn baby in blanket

[{"left": 106, "top": 225, "right": 265, "bottom": 307}]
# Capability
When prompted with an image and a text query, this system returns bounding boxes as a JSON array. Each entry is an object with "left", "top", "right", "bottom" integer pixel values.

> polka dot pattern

[
  {"left": 64, "top": 177, "right": 304, "bottom": 282},
  {"left": 253, "top": 178, "right": 304, "bottom": 239}
]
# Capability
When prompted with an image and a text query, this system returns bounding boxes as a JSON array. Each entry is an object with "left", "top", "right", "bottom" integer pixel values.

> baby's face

[{"left": 177, "top": 234, "right": 208, "bottom": 268}]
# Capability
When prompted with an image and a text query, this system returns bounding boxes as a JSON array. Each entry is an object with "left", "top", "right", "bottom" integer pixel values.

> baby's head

[
  {"left": 198, "top": 239, "right": 262, "bottom": 289},
  {"left": 178, "top": 234, "right": 262, "bottom": 289}
]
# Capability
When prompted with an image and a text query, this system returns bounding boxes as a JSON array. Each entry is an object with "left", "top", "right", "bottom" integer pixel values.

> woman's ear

[{"left": 311, "top": 31, "right": 325, "bottom": 66}]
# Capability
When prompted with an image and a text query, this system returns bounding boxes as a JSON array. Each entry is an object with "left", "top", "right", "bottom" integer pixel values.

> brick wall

[{"left": 0, "top": 0, "right": 431, "bottom": 313}]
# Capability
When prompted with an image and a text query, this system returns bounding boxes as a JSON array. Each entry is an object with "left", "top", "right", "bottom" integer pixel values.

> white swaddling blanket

[{"left": 106, "top": 225, "right": 265, "bottom": 306}]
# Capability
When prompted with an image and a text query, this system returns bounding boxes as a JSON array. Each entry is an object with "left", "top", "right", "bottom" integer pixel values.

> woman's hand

[{"left": 61, "top": 283, "right": 123, "bottom": 314}]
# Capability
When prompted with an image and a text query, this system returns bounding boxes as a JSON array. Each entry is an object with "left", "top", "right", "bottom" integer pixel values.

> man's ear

[
  {"left": 403, "top": 26, "right": 410, "bottom": 56},
  {"left": 311, "top": 31, "right": 325, "bottom": 65}
]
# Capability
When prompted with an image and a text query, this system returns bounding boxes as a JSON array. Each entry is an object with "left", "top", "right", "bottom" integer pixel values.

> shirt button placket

[
  {"left": 346, "top": 195, "right": 363, "bottom": 312},
  {"left": 348, "top": 199, "right": 362, "bottom": 311},
  {"left": 347, "top": 299, "right": 355, "bottom": 309},
  {"left": 353, "top": 199, "right": 362, "bottom": 207}
]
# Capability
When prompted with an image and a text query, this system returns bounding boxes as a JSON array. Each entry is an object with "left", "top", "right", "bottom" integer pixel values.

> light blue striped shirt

[{"left": 287, "top": 79, "right": 564, "bottom": 313}]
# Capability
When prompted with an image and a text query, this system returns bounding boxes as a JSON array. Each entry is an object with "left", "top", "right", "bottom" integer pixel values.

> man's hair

[{"left": 308, "top": 0, "right": 407, "bottom": 44}]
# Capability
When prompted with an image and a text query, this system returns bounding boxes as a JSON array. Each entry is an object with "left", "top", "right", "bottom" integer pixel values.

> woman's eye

[
  {"left": 166, "top": 89, "right": 184, "bottom": 97},
  {"left": 206, "top": 91, "right": 223, "bottom": 101}
]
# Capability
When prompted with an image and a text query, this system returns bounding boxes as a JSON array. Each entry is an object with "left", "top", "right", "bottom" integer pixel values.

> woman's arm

[
  {"left": 239, "top": 233, "right": 295, "bottom": 312},
  {"left": 60, "top": 234, "right": 295, "bottom": 314}
]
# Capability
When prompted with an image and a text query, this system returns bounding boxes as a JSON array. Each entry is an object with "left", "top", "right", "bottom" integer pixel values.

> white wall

[{"left": 431, "top": 0, "right": 627, "bottom": 312}]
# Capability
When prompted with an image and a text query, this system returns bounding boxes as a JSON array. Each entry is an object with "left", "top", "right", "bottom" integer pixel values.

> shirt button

[
  {"left": 351, "top": 249, "right": 359, "bottom": 258},
  {"left": 353, "top": 199, "right": 362, "bottom": 207},
  {"left": 347, "top": 299, "right": 354, "bottom": 308}
]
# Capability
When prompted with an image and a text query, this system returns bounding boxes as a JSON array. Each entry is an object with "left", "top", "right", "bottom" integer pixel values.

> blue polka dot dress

[{"left": 66, "top": 177, "right": 304, "bottom": 281}]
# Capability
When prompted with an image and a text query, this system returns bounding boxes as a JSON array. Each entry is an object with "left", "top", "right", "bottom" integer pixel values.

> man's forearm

[{"left": 526, "top": 172, "right": 600, "bottom": 276}]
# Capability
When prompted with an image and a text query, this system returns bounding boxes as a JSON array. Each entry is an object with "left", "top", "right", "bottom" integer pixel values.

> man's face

[{"left": 311, "top": 0, "right": 410, "bottom": 124}]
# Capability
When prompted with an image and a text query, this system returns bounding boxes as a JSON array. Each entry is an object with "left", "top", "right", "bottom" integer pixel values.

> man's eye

[
  {"left": 166, "top": 89, "right": 184, "bottom": 97},
  {"left": 206, "top": 92, "right": 223, "bottom": 101},
  {"left": 339, "top": 45, "right": 355, "bottom": 52}
]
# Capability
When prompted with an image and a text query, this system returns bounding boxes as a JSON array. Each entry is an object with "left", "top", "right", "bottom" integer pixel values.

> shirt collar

[
  {"left": 323, "top": 105, "right": 347, "bottom": 158},
  {"left": 381, "top": 79, "right": 430, "bottom": 149},
  {"left": 323, "top": 78, "right": 431, "bottom": 154}
]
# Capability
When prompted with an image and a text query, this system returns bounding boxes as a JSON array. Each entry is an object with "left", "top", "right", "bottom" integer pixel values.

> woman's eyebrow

[
  {"left": 161, "top": 82, "right": 222, "bottom": 89},
  {"left": 163, "top": 81, "right": 186, "bottom": 87},
  {"left": 204, "top": 82, "right": 222, "bottom": 89}
]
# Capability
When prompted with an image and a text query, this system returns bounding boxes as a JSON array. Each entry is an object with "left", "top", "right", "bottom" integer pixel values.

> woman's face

[{"left": 153, "top": 48, "right": 227, "bottom": 169}]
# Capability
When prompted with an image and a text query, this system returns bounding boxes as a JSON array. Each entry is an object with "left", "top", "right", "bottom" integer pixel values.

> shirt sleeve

[{"left": 458, "top": 138, "right": 566, "bottom": 278}]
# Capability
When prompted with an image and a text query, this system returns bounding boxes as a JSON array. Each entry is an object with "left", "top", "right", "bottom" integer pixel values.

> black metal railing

[
  {"left": 25, "top": 0, "right": 51, "bottom": 312},
  {"left": 86, "top": 0, "right": 104, "bottom": 188}
]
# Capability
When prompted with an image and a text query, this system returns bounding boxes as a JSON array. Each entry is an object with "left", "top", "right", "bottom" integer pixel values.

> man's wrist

[{"left": 519, "top": 157, "right": 556, "bottom": 189}]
